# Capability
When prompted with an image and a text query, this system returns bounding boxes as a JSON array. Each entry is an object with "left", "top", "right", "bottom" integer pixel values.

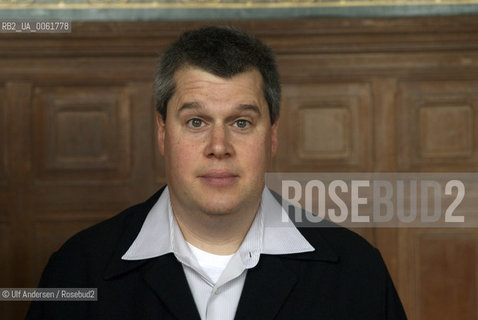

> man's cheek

[
  {"left": 173, "top": 147, "right": 199, "bottom": 165},
  {"left": 243, "top": 147, "right": 267, "bottom": 163}
]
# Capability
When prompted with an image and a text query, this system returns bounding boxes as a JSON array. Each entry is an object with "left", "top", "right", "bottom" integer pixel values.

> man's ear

[
  {"left": 271, "top": 117, "right": 279, "bottom": 158},
  {"left": 156, "top": 112, "right": 166, "bottom": 156}
]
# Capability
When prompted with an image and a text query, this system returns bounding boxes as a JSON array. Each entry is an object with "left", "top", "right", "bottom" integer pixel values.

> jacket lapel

[
  {"left": 103, "top": 186, "right": 200, "bottom": 320},
  {"left": 234, "top": 254, "right": 297, "bottom": 320},
  {"left": 234, "top": 227, "right": 339, "bottom": 320},
  {"left": 141, "top": 254, "right": 201, "bottom": 320}
]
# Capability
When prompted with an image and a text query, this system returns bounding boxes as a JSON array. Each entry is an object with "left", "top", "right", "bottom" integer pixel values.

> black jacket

[{"left": 27, "top": 187, "right": 407, "bottom": 319}]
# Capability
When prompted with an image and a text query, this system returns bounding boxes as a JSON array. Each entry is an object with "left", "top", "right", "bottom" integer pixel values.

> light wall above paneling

[{"left": 1, "top": 1, "right": 478, "bottom": 21}]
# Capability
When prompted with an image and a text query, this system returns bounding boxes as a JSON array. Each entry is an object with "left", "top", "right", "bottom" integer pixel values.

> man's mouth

[{"left": 199, "top": 171, "right": 239, "bottom": 186}]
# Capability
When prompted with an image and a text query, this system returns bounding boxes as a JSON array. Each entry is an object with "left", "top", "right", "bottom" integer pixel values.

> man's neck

[{"left": 171, "top": 201, "right": 260, "bottom": 255}]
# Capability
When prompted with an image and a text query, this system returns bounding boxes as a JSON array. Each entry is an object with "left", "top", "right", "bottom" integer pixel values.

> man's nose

[{"left": 205, "top": 124, "right": 233, "bottom": 159}]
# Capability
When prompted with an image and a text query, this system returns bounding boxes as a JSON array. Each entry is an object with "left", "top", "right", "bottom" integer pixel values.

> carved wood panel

[
  {"left": 0, "top": 86, "right": 6, "bottom": 187},
  {"left": 399, "top": 229, "right": 478, "bottom": 319},
  {"left": 32, "top": 86, "right": 132, "bottom": 184},
  {"left": 278, "top": 82, "right": 372, "bottom": 172},
  {"left": 397, "top": 80, "right": 478, "bottom": 171},
  {"left": 0, "top": 217, "right": 12, "bottom": 319}
]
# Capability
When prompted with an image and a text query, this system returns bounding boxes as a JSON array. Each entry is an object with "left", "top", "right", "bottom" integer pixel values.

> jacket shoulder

[
  {"left": 38, "top": 188, "right": 164, "bottom": 285},
  {"left": 300, "top": 223, "right": 378, "bottom": 258}
]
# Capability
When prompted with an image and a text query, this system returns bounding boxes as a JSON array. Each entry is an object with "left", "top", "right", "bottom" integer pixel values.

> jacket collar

[
  {"left": 102, "top": 186, "right": 202, "bottom": 320},
  {"left": 234, "top": 254, "right": 297, "bottom": 320},
  {"left": 103, "top": 186, "right": 166, "bottom": 280},
  {"left": 141, "top": 253, "right": 202, "bottom": 320}
]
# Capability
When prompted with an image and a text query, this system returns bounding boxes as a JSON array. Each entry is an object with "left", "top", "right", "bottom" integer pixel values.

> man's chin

[
  {"left": 199, "top": 202, "right": 239, "bottom": 216},
  {"left": 195, "top": 195, "right": 244, "bottom": 216}
]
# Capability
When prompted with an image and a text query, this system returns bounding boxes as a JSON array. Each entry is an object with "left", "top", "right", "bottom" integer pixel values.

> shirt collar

[{"left": 122, "top": 186, "right": 314, "bottom": 261}]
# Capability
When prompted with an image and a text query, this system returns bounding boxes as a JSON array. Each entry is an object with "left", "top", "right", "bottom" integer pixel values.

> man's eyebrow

[
  {"left": 177, "top": 103, "right": 261, "bottom": 115},
  {"left": 177, "top": 102, "right": 203, "bottom": 114},
  {"left": 236, "top": 104, "right": 261, "bottom": 115}
]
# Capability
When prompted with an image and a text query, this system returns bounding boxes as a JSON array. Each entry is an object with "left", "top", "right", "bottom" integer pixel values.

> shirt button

[{"left": 215, "top": 288, "right": 221, "bottom": 295}]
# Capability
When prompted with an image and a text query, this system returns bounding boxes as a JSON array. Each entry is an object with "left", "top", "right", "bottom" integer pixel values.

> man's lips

[{"left": 199, "top": 171, "right": 239, "bottom": 186}]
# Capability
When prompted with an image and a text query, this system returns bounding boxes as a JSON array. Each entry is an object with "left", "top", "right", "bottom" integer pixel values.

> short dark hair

[{"left": 154, "top": 26, "right": 281, "bottom": 124}]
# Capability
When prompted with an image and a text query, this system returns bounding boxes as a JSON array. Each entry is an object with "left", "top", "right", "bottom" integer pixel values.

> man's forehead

[
  {"left": 173, "top": 65, "right": 263, "bottom": 88},
  {"left": 169, "top": 66, "right": 267, "bottom": 107},
  {"left": 162, "top": 65, "right": 272, "bottom": 122}
]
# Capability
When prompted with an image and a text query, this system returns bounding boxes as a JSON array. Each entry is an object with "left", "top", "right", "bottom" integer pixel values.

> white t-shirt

[{"left": 187, "top": 242, "right": 234, "bottom": 284}]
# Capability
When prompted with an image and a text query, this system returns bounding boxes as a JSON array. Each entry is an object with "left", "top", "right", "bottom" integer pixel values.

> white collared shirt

[{"left": 122, "top": 186, "right": 314, "bottom": 320}]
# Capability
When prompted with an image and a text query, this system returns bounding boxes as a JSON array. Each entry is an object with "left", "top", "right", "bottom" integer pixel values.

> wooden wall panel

[
  {"left": 399, "top": 229, "right": 478, "bottom": 320},
  {"left": 0, "top": 221, "right": 12, "bottom": 319},
  {"left": 397, "top": 81, "right": 478, "bottom": 171},
  {"left": 300, "top": 107, "right": 350, "bottom": 158},
  {"left": 278, "top": 82, "right": 372, "bottom": 171},
  {"left": 0, "top": 89, "right": 8, "bottom": 318},
  {"left": 417, "top": 236, "right": 477, "bottom": 319},
  {"left": 32, "top": 86, "right": 131, "bottom": 184},
  {"left": 0, "top": 207, "right": 11, "bottom": 280},
  {"left": 419, "top": 105, "right": 473, "bottom": 158},
  {"left": 23, "top": 80, "right": 157, "bottom": 207},
  {"left": 0, "top": 86, "right": 6, "bottom": 187}
]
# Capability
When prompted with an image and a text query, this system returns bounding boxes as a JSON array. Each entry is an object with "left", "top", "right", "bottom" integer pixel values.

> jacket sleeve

[
  {"left": 377, "top": 250, "right": 407, "bottom": 320},
  {"left": 25, "top": 243, "right": 91, "bottom": 319}
]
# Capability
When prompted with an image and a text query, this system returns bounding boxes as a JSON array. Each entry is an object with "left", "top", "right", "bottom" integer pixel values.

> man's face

[{"left": 157, "top": 66, "right": 278, "bottom": 216}]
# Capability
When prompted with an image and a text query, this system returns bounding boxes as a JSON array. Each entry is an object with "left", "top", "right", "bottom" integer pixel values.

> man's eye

[
  {"left": 234, "top": 119, "right": 251, "bottom": 129},
  {"left": 187, "top": 118, "right": 205, "bottom": 128}
]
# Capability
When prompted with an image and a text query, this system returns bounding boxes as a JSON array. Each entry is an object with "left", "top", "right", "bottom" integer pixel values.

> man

[{"left": 27, "top": 26, "right": 406, "bottom": 319}]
